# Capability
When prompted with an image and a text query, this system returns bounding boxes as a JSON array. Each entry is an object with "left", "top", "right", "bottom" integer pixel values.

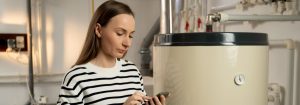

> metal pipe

[
  {"left": 206, "top": 13, "right": 220, "bottom": 32},
  {"left": 160, "top": 0, "right": 172, "bottom": 34},
  {"left": 140, "top": 18, "right": 160, "bottom": 50},
  {"left": 140, "top": 18, "right": 160, "bottom": 76},
  {"left": 160, "top": 0, "right": 167, "bottom": 34},
  {"left": 168, "top": 0, "right": 173, "bottom": 33},
  {"left": 220, "top": 13, "right": 300, "bottom": 21},
  {"left": 26, "top": 0, "right": 34, "bottom": 104}
]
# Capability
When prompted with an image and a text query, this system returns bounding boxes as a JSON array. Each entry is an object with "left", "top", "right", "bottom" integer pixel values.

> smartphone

[
  {"left": 144, "top": 92, "right": 170, "bottom": 104},
  {"left": 156, "top": 92, "right": 170, "bottom": 98}
]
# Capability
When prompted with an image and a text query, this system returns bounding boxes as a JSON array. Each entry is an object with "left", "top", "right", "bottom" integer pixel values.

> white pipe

[
  {"left": 220, "top": 13, "right": 300, "bottom": 22},
  {"left": 269, "top": 39, "right": 298, "bottom": 105},
  {"left": 288, "top": 49, "right": 295, "bottom": 105},
  {"left": 291, "top": 0, "right": 298, "bottom": 14},
  {"left": 210, "top": 3, "right": 237, "bottom": 12},
  {"left": 202, "top": 0, "right": 208, "bottom": 17},
  {"left": 269, "top": 39, "right": 295, "bottom": 49},
  {"left": 292, "top": 46, "right": 298, "bottom": 105}
]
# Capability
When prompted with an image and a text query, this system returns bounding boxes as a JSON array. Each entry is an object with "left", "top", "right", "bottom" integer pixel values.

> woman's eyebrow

[
  {"left": 131, "top": 31, "right": 135, "bottom": 34},
  {"left": 115, "top": 27, "right": 135, "bottom": 33},
  {"left": 114, "top": 27, "right": 127, "bottom": 32}
]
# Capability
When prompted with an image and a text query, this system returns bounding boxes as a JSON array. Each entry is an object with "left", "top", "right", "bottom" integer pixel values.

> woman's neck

[{"left": 92, "top": 52, "right": 116, "bottom": 68}]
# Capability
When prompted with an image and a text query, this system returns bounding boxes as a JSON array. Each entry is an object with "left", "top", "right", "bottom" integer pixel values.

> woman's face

[{"left": 96, "top": 14, "right": 135, "bottom": 58}]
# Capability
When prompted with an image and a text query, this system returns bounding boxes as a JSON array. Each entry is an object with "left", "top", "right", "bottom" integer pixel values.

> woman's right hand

[
  {"left": 146, "top": 95, "right": 166, "bottom": 105},
  {"left": 123, "top": 91, "right": 151, "bottom": 105}
]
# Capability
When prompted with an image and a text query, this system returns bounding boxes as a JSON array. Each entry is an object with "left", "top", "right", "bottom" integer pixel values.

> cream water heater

[{"left": 153, "top": 32, "right": 269, "bottom": 105}]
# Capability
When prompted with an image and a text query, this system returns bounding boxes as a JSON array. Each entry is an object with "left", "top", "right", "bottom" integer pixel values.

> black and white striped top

[{"left": 57, "top": 59, "right": 146, "bottom": 105}]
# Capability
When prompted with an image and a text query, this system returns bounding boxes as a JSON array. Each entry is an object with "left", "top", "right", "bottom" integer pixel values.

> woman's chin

[{"left": 114, "top": 54, "right": 124, "bottom": 58}]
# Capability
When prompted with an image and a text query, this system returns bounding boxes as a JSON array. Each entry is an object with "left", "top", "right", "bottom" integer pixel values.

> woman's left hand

[{"left": 146, "top": 95, "right": 166, "bottom": 105}]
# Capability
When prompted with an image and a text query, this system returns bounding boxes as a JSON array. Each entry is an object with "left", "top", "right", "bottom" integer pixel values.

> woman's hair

[{"left": 73, "top": 0, "right": 134, "bottom": 67}]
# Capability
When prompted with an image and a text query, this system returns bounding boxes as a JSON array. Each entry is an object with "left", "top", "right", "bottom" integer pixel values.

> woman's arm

[
  {"left": 57, "top": 86, "right": 84, "bottom": 105},
  {"left": 57, "top": 68, "right": 85, "bottom": 105}
]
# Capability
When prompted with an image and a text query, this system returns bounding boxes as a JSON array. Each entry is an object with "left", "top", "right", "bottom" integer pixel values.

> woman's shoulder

[
  {"left": 61, "top": 63, "right": 94, "bottom": 85},
  {"left": 67, "top": 63, "right": 90, "bottom": 74},
  {"left": 118, "top": 58, "right": 136, "bottom": 67},
  {"left": 118, "top": 58, "right": 140, "bottom": 73}
]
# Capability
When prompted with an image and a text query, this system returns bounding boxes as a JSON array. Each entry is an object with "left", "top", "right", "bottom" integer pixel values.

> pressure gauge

[{"left": 234, "top": 74, "right": 245, "bottom": 86}]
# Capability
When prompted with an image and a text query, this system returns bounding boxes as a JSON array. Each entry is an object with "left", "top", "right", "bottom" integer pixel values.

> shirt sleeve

[
  {"left": 57, "top": 73, "right": 84, "bottom": 105},
  {"left": 139, "top": 73, "right": 147, "bottom": 95},
  {"left": 137, "top": 70, "right": 148, "bottom": 105},
  {"left": 126, "top": 60, "right": 147, "bottom": 96}
]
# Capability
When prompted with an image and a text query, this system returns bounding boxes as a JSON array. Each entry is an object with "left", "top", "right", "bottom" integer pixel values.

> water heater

[{"left": 153, "top": 32, "right": 269, "bottom": 105}]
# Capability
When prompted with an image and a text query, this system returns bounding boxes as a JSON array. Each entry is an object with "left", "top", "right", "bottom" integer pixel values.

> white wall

[
  {"left": 0, "top": 0, "right": 28, "bottom": 74},
  {"left": 0, "top": 0, "right": 27, "bottom": 33},
  {"left": 0, "top": 0, "right": 29, "bottom": 104},
  {"left": 0, "top": 0, "right": 160, "bottom": 104}
]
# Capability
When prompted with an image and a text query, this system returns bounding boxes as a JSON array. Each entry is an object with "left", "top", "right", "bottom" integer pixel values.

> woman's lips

[{"left": 118, "top": 49, "right": 126, "bottom": 54}]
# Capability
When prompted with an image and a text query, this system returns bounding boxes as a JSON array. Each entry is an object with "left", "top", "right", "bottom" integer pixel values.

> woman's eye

[
  {"left": 129, "top": 35, "right": 133, "bottom": 38},
  {"left": 116, "top": 33, "right": 123, "bottom": 36}
]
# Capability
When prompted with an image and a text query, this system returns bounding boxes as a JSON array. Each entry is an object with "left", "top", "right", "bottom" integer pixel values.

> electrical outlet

[
  {"left": 16, "top": 36, "right": 25, "bottom": 49},
  {"left": 7, "top": 39, "right": 16, "bottom": 48},
  {"left": 0, "top": 33, "right": 27, "bottom": 51},
  {"left": 38, "top": 96, "right": 48, "bottom": 104}
]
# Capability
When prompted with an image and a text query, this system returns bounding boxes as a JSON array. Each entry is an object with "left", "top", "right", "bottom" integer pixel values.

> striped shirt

[{"left": 57, "top": 59, "right": 146, "bottom": 105}]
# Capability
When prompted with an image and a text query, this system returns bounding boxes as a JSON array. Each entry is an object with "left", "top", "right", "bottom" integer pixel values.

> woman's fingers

[
  {"left": 143, "top": 95, "right": 152, "bottom": 102},
  {"left": 153, "top": 96, "right": 162, "bottom": 105},
  {"left": 133, "top": 91, "right": 150, "bottom": 102},
  {"left": 123, "top": 91, "right": 148, "bottom": 105},
  {"left": 149, "top": 97, "right": 155, "bottom": 105},
  {"left": 144, "top": 94, "right": 167, "bottom": 105},
  {"left": 159, "top": 95, "right": 166, "bottom": 105},
  {"left": 145, "top": 101, "right": 149, "bottom": 105},
  {"left": 129, "top": 100, "right": 141, "bottom": 105},
  {"left": 132, "top": 94, "right": 144, "bottom": 103}
]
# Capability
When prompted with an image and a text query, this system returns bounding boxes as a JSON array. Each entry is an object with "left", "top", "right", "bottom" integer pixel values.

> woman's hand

[
  {"left": 123, "top": 91, "right": 151, "bottom": 105},
  {"left": 146, "top": 95, "right": 166, "bottom": 105}
]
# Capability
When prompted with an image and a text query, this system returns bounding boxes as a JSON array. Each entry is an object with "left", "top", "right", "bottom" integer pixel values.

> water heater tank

[{"left": 153, "top": 32, "right": 269, "bottom": 105}]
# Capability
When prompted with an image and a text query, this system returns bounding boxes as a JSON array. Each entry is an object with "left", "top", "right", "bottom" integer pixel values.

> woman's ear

[{"left": 95, "top": 23, "right": 102, "bottom": 38}]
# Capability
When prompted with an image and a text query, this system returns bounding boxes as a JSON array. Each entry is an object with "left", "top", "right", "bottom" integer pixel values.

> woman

[{"left": 57, "top": 0, "right": 165, "bottom": 105}]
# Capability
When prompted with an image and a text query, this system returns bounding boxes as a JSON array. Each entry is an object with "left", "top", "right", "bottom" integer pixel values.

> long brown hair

[{"left": 73, "top": 0, "right": 134, "bottom": 67}]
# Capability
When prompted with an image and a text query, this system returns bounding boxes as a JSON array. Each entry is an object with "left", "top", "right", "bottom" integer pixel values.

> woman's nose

[{"left": 122, "top": 37, "right": 131, "bottom": 47}]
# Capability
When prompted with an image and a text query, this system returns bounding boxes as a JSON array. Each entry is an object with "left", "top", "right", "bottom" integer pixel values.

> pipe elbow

[{"left": 285, "top": 39, "right": 295, "bottom": 49}]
